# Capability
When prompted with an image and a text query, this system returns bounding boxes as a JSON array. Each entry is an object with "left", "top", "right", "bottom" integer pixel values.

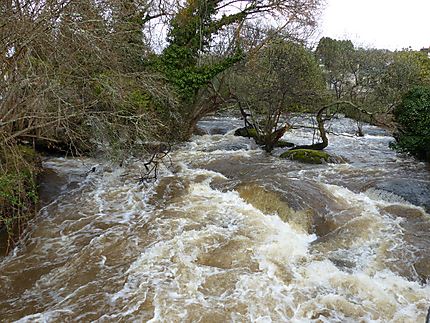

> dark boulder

[
  {"left": 234, "top": 127, "right": 258, "bottom": 139},
  {"left": 374, "top": 179, "right": 430, "bottom": 212}
]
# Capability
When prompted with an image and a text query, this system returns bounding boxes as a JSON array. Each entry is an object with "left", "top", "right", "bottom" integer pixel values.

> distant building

[{"left": 420, "top": 46, "right": 430, "bottom": 58}]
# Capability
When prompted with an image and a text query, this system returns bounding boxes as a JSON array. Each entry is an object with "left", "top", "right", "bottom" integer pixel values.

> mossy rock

[
  {"left": 280, "top": 149, "right": 335, "bottom": 164},
  {"left": 234, "top": 127, "right": 258, "bottom": 139}
]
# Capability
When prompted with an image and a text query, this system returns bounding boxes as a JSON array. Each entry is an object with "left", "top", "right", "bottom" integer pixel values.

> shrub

[
  {"left": 392, "top": 87, "right": 430, "bottom": 161},
  {"left": 0, "top": 144, "right": 40, "bottom": 254}
]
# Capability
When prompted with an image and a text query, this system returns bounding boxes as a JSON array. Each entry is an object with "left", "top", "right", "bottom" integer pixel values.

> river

[{"left": 1, "top": 116, "right": 429, "bottom": 322}]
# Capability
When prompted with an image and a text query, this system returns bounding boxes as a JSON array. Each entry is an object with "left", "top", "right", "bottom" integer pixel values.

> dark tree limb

[
  {"left": 291, "top": 100, "right": 362, "bottom": 151},
  {"left": 138, "top": 144, "right": 171, "bottom": 184},
  {"left": 238, "top": 103, "right": 254, "bottom": 130}
]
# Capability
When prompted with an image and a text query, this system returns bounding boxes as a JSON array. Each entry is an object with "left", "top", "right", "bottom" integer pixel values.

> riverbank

[{"left": 0, "top": 145, "right": 40, "bottom": 255}]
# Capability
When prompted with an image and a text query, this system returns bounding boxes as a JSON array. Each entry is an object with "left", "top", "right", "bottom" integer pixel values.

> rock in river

[{"left": 373, "top": 179, "right": 430, "bottom": 212}]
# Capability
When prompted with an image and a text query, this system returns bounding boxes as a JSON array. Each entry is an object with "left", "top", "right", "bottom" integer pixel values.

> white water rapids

[{"left": 0, "top": 116, "right": 429, "bottom": 322}]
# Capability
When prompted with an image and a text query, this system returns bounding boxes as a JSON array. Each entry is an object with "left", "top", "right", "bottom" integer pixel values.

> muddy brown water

[{"left": 1, "top": 116, "right": 429, "bottom": 322}]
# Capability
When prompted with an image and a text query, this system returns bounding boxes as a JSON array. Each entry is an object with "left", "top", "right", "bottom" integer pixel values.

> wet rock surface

[
  {"left": 373, "top": 179, "right": 430, "bottom": 212},
  {"left": 202, "top": 142, "right": 249, "bottom": 152}
]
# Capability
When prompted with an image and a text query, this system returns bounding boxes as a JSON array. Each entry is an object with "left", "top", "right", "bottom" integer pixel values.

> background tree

[
  {"left": 379, "top": 50, "right": 430, "bottom": 110},
  {"left": 315, "top": 37, "right": 355, "bottom": 100},
  {"left": 316, "top": 38, "right": 430, "bottom": 117},
  {"left": 315, "top": 38, "right": 430, "bottom": 152}
]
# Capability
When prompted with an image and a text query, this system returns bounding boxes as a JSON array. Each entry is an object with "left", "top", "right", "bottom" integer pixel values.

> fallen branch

[{"left": 138, "top": 144, "right": 172, "bottom": 184}]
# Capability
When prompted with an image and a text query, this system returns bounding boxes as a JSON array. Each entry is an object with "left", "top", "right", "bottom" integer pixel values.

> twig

[{"left": 138, "top": 144, "right": 172, "bottom": 184}]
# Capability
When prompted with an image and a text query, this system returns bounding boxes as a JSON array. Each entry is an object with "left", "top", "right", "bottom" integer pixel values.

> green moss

[
  {"left": 280, "top": 149, "right": 332, "bottom": 164},
  {"left": 235, "top": 129, "right": 296, "bottom": 150},
  {"left": 234, "top": 127, "right": 258, "bottom": 139},
  {"left": 246, "top": 128, "right": 258, "bottom": 138}
]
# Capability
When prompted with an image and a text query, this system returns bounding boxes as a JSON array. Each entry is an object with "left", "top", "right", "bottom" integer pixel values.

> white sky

[{"left": 319, "top": 0, "right": 430, "bottom": 50}]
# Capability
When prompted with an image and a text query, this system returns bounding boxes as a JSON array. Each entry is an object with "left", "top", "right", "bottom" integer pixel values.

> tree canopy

[{"left": 230, "top": 39, "right": 326, "bottom": 150}]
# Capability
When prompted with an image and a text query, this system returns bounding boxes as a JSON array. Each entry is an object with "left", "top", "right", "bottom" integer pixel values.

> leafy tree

[
  {"left": 392, "top": 86, "right": 430, "bottom": 161},
  {"left": 316, "top": 38, "right": 430, "bottom": 114},
  {"left": 316, "top": 38, "right": 393, "bottom": 111},
  {"left": 230, "top": 39, "right": 326, "bottom": 151},
  {"left": 379, "top": 50, "right": 430, "bottom": 110}
]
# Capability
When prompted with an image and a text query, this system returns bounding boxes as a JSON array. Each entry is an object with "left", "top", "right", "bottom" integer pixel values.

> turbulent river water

[{"left": 1, "top": 116, "right": 430, "bottom": 322}]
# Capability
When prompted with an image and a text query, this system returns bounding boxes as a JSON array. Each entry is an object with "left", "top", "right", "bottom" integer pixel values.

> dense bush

[{"left": 392, "top": 87, "right": 430, "bottom": 161}]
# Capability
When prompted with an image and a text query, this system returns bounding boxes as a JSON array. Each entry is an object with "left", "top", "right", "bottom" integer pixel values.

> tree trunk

[{"left": 263, "top": 125, "right": 288, "bottom": 152}]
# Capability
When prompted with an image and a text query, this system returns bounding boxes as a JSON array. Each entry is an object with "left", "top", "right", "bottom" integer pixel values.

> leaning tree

[{"left": 147, "top": 0, "right": 324, "bottom": 138}]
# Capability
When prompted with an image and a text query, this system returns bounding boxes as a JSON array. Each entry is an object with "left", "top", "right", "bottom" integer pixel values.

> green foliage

[
  {"left": 151, "top": 0, "right": 246, "bottom": 106},
  {"left": 155, "top": 49, "right": 243, "bottom": 101},
  {"left": 316, "top": 38, "right": 430, "bottom": 118},
  {"left": 316, "top": 37, "right": 354, "bottom": 86},
  {"left": 230, "top": 39, "right": 326, "bottom": 151},
  {"left": 168, "top": 0, "right": 216, "bottom": 53},
  {"left": 0, "top": 145, "right": 39, "bottom": 248},
  {"left": 236, "top": 40, "right": 325, "bottom": 113},
  {"left": 392, "top": 86, "right": 430, "bottom": 161},
  {"left": 129, "top": 90, "right": 151, "bottom": 110},
  {"left": 315, "top": 37, "right": 355, "bottom": 100},
  {"left": 0, "top": 172, "right": 37, "bottom": 207}
]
